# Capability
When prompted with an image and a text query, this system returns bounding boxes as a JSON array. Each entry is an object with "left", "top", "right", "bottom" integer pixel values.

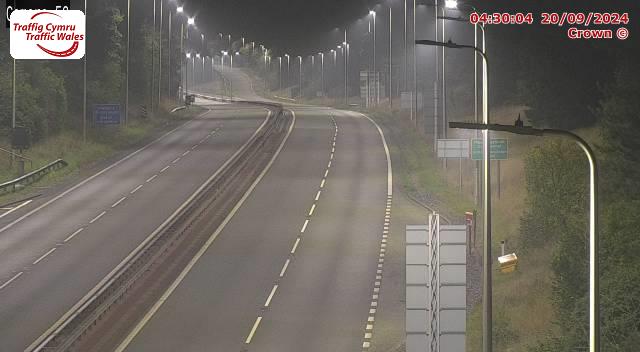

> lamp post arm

[{"left": 449, "top": 121, "right": 600, "bottom": 352}]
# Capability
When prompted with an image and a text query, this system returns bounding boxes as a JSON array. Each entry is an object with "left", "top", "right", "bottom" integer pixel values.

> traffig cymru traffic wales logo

[{"left": 10, "top": 10, "right": 85, "bottom": 59}]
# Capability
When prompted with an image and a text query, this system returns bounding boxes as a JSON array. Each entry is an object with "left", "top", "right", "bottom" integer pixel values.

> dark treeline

[{"left": 0, "top": 0, "right": 182, "bottom": 142}]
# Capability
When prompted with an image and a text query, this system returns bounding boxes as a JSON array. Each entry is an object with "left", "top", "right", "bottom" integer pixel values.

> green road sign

[{"left": 472, "top": 139, "right": 508, "bottom": 160}]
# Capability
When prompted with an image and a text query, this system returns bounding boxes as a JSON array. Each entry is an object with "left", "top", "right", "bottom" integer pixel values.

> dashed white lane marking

[
  {"left": 191, "top": 145, "right": 198, "bottom": 150},
  {"left": 0, "top": 200, "right": 33, "bottom": 220},
  {"left": 264, "top": 285, "right": 279, "bottom": 307},
  {"left": 172, "top": 157, "right": 181, "bottom": 164},
  {"left": 112, "top": 197, "right": 127, "bottom": 208},
  {"left": 146, "top": 175, "right": 158, "bottom": 183},
  {"left": 111, "top": 110, "right": 278, "bottom": 352},
  {"left": 0, "top": 272, "right": 23, "bottom": 290},
  {"left": 279, "top": 259, "right": 290, "bottom": 278},
  {"left": 243, "top": 114, "right": 337, "bottom": 347},
  {"left": 89, "top": 211, "right": 107, "bottom": 224},
  {"left": 130, "top": 185, "right": 144, "bottom": 194},
  {"left": 33, "top": 247, "right": 57, "bottom": 265},
  {"left": 330, "top": 153, "right": 334, "bottom": 160},
  {"left": 290, "top": 238, "right": 301, "bottom": 254},
  {"left": 182, "top": 151, "right": 190, "bottom": 156},
  {"left": 245, "top": 316, "right": 263, "bottom": 344},
  {"left": 64, "top": 228, "right": 84, "bottom": 243},
  {"left": 160, "top": 165, "right": 171, "bottom": 173}
]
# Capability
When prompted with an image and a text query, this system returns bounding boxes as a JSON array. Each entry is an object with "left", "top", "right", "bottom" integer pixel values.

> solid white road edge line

[
  {"left": 0, "top": 200, "right": 33, "bottom": 220},
  {"left": 112, "top": 110, "right": 295, "bottom": 352},
  {"left": 0, "top": 109, "right": 211, "bottom": 236},
  {"left": 27, "top": 109, "right": 272, "bottom": 352}
]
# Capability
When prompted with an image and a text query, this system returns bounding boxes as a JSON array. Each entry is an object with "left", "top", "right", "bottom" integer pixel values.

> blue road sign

[{"left": 94, "top": 104, "right": 121, "bottom": 125}]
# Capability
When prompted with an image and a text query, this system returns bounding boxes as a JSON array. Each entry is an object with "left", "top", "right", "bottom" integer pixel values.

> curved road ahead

[{"left": 118, "top": 70, "right": 393, "bottom": 352}]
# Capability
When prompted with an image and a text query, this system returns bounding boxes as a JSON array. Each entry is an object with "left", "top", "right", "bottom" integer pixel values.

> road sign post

[
  {"left": 437, "top": 139, "right": 469, "bottom": 192},
  {"left": 472, "top": 139, "right": 508, "bottom": 199}
]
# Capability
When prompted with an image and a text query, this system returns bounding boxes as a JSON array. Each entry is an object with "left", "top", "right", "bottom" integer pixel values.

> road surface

[
  {"left": 118, "top": 69, "right": 393, "bottom": 352},
  {"left": 0, "top": 104, "right": 268, "bottom": 352}
]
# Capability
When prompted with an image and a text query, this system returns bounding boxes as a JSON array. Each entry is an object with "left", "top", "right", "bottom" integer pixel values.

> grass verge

[{"left": 0, "top": 104, "right": 206, "bottom": 205}]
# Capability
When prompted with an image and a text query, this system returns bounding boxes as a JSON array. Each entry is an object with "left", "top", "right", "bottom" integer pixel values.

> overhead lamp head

[
  {"left": 445, "top": 0, "right": 458, "bottom": 9},
  {"left": 176, "top": 6, "right": 183, "bottom": 13},
  {"left": 187, "top": 17, "right": 195, "bottom": 25}
]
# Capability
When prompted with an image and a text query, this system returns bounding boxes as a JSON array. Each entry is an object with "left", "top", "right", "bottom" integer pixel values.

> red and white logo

[{"left": 10, "top": 10, "right": 85, "bottom": 60}]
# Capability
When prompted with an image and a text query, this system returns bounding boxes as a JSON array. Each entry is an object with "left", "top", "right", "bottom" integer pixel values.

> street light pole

[
  {"left": 83, "top": 0, "right": 87, "bottom": 142},
  {"left": 151, "top": 0, "right": 155, "bottom": 112},
  {"left": 168, "top": 10, "right": 172, "bottom": 100},
  {"left": 278, "top": 56, "right": 282, "bottom": 91},
  {"left": 449, "top": 121, "right": 600, "bottom": 352},
  {"left": 404, "top": 0, "right": 407, "bottom": 91},
  {"left": 389, "top": 6, "right": 392, "bottom": 108},
  {"left": 438, "top": 11, "right": 486, "bottom": 203},
  {"left": 344, "top": 29, "right": 348, "bottom": 106},
  {"left": 319, "top": 52, "right": 324, "bottom": 97},
  {"left": 369, "top": 10, "right": 377, "bottom": 107},
  {"left": 125, "top": 0, "right": 130, "bottom": 125},
  {"left": 180, "top": 22, "right": 184, "bottom": 101},
  {"left": 416, "top": 38, "right": 490, "bottom": 352},
  {"left": 158, "top": 0, "right": 163, "bottom": 109},
  {"left": 412, "top": 0, "right": 417, "bottom": 126},
  {"left": 298, "top": 56, "right": 302, "bottom": 98}
]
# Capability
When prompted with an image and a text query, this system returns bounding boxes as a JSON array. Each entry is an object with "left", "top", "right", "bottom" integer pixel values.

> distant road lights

[
  {"left": 186, "top": 52, "right": 191, "bottom": 59},
  {"left": 445, "top": 0, "right": 458, "bottom": 9},
  {"left": 176, "top": 5, "right": 183, "bottom": 13},
  {"left": 187, "top": 17, "right": 195, "bottom": 25}
]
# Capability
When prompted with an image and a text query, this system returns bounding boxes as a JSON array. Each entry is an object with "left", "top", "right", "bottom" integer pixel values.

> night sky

[{"left": 185, "top": 0, "right": 376, "bottom": 54}]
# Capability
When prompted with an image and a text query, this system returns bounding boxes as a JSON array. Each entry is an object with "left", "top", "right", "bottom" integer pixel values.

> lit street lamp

[
  {"left": 449, "top": 120, "right": 600, "bottom": 352},
  {"left": 369, "top": 10, "right": 377, "bottom": 106}
]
